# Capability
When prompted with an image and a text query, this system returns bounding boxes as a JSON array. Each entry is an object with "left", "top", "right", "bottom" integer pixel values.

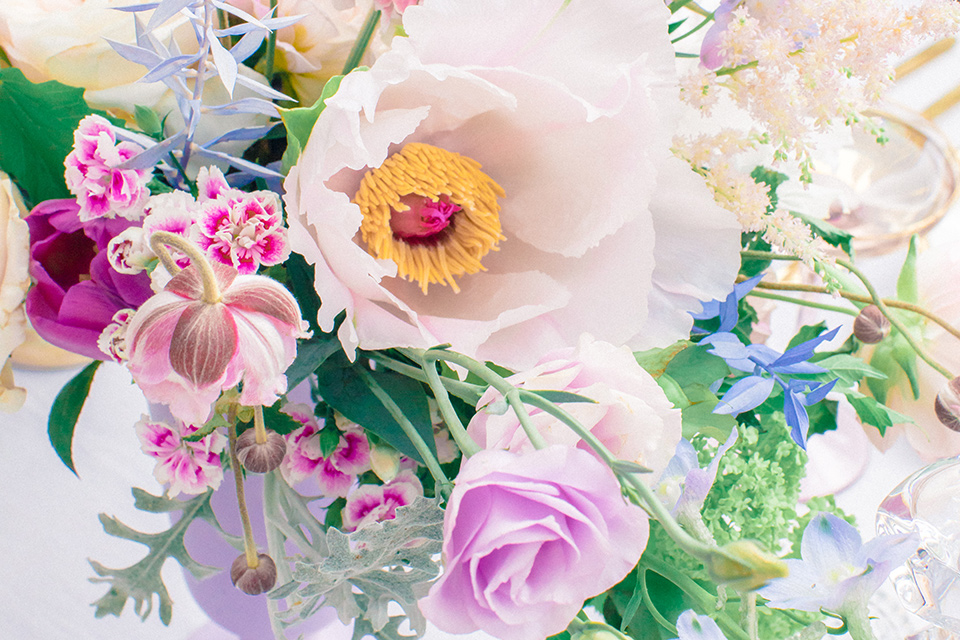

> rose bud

[
  {"left": 853, "top": 305, "right": 890, "bottom": 344},
  {"left": 935, "top": 377, "right": 960, "bottom": 432},
  {"left": 236, "top": 428, "right": 287, "bottom": 473},
  {"left": 230, "top": 552, "right": 277, "bottom": 595}
]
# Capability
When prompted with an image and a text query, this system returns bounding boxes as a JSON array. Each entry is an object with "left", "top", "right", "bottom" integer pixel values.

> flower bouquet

[{"left": 3, "top": 0, "right": 960, "bottom": 639}]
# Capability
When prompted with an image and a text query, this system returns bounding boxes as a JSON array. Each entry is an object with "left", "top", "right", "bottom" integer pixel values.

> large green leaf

[
  {"left": 285, "top": 332, "right": 342, "bottom": 391},
  {"left": 47, "top": 360, "right": 101, "bottom": 476},
  {"left": 0, "top": 68, "right": 96, "bottom": 204},
  {"left": 315, "top": 352, "right": 435, "bottom": 462}
]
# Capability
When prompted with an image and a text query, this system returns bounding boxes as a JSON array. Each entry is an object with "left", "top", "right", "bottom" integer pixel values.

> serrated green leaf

[
  {"left": 634, "top": 340, "right": 691, "bottom": 378},
  {"left": 90, "top": 489, "right": 239, "bottom": 625},
  {"left": 279, "top": 74, "right": 344, "bottom": 172},
  {"left": 48, "top": 360, "right": 101, "bottom": 476},
  {"left": 0, "top": 68, "right": 97, "bottom": 204},
  {"left": 897, "top": 235, "right": 920, "bottom": 304},
  {"left": 284, "top": 497, "right": 443, "bottom": 636},
  {"left": 315, "top": 352, "right": 434, "bottom": 462},
  {"left": 789, "top": 210, "right": 854, "bottom": 256},
  {"left": 182, "top": 413, "right": 229, "bottom": 442}
]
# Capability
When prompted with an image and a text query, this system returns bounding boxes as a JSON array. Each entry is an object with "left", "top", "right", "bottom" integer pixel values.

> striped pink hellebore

[{"left": 124, "top": 262, "right": 308, "bottom": 425}]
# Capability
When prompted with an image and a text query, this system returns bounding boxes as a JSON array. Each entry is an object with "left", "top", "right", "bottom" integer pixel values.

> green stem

[
  {"left": 741, "top": 591, "right": 758, "bottom": 640},
  {"left": 414, "top": 353, "right": 481, "bottom": 458},
  {"left": 254, "top": 405, "right": 267, "bottom": 444},
  {"left": 746, "top": 290, "right": 858, "bottom": 316},
  {"left": 367, "top": 351, "right": 484, "bottom": 403},
  {"left": 341, "top": 9, "right": 381, "bottom": 75},
  {"left": 838, "top": 258, "right": 953, "bottom": 379},
  {"left": 227, "top": 417, "right": 260, "bottom": 568},
  {"left": 640, "top": 567, "right": 679, "bottom": 635},
  {"left": 149, "top": 231, "right": 222, "bottom": 304},
  {"left": 264, "top": 0, "right": 278, "bottom": 82},
  {"left": 262, "top": 472, "right": 289, "bottom": 640},
  {"left": 671, "top": 13, "right": 715, "bottom": 44},
  {"left": 840, "top": 602, "right": 876, "bottom": 640},
  {"left": 354, "top": 365, "right": 451, "bottom": 497},
  {"left": 421, "top": 349, "right": 548, "bottom": 450},
  {"left": 741, "top": 249, "right": 803, "bottom": 262}
]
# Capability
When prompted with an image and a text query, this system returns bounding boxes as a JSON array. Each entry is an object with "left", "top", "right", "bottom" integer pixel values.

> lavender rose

[{"left": 419, "top": 446, "right": 649, "bottom": 640}]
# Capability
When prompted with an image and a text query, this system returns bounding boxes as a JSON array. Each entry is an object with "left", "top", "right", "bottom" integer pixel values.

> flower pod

[
  {"left": 236, "top": 428, "right": 287, "bottom": 473},
  {"left": 934, "top": 377, "right": 960, "bottom": 432},
  {"left": 704, "top": 540, "right": 788, "bottom": 592},
  {"left": 230, "top": 553, "right": 277, "bottom": 595},
  {"left": 853, "top": 305, "right": 890, "bottom": 344}
]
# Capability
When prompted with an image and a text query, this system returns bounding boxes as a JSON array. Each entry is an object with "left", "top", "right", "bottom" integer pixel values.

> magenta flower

[
  {"left": 25, "top": 198, "right": 153, "bottom": 359},
  {"left": 280, "top": 406, "right": 371, "bottom": 497},
  {"left": 418, "top": 446, "right": 649, "bottom": 640},
  {"left": 64, "top": 114, "right": 150, "bottom": 222},
  {"left": 123, "top": 260, "right": 307, "bottom": 425},
  {"left": 135, "top": 415, "right": 228, "bottom": 497},
  {"left": 342, "top": 470, "right": 423, "bottom": 532}
]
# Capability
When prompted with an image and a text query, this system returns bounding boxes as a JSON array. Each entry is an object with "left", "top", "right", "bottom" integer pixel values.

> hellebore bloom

[
  {"left": 25, "top": 198, "right": 153, "bottom": 360},
  {"left": 123, "top": 261, "right": 307, "bottom": 425},
  {"left": 285, "top": 0, "right": 741, "bottom": 369},
  {"left": 135, "top": 414, "right": 228, "bottom": 497},
  {"left": 468, "top": 334, "right": 682, "bottom": 480},
  {"left": 671, "top": 610, "right": 728, "bottom": 640},
  {"left": 759, "top": 513, "right": 917, "bottom": 613},
  {"left": 418, "top": 446, "right": 649, "bottom": 640}
]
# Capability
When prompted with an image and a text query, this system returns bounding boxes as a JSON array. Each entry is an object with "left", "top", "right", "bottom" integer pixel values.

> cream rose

[
  {"left": 0, "top": 174, "right": 31, "bottom": 412},
  {"left": 0, "top": 0, "right": 198, "bottom": 113}
]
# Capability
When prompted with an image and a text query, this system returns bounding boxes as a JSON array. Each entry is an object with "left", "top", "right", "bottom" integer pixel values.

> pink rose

[
  {"left": 419, "top": 446, "right": 649, "bottom": 640},
  {"left": 468, "top": 335, "right": 681, "bottom": 480}
]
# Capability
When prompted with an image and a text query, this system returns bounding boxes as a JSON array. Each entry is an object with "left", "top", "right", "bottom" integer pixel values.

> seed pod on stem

[
  {"left": 935, "top": 377, "right": 960, "bottom": 432},
  {"left": 230, "top": 552, "right": 277, "bottom": 595},
  {"left": 853, "top": 305, "right": 890, "bottom": 344}
]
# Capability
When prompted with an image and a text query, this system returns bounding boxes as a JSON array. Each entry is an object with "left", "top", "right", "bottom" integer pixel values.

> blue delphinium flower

[
  {"left": 692, "top": 275, "right": 839, "bottom": 449},
  {"left": 670, "top": 610, "right": 728, "bottom": 640},
  {"left": 657, "top": 429, "right": 738, "bottom": 518},
  {"left": 759, "top": 513, "right": 917, "bottom": 639}
]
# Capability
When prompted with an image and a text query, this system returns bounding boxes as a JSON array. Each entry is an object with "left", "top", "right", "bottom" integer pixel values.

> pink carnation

[
  {"left": 135, "top": 415, "right": 228, "bottom": 497},
  {"left": 418, "top": 446, "right": 649, "bottom": 640},
  {"left": 342, "top": 470, "right": 422, "bottom": 532},
  {"left": 195, "top": 167, "right": 290, "bottom": 274},
  {"left": 123, "top": 262, "right": 307, "bottom": 425},
  {"left": 64, "top": 114, "right": 150, "bottom": 222},
  {"left": 280, "top": 407, "right": 371, "bottom": 497},
  {"left": 468, "top": 335, "right": 681, "bottom": 480}
]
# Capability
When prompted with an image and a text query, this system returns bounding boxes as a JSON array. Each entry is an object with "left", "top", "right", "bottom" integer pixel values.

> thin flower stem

[
  {"left": 741, "top": 591, "right": 758, "bottom": 640},
  {"left": 353, "top": 365, "right": 452, "bottom": 498},
  {"left": 367, "top": 351, "right": 484, "bottom": 404},
  {"left": 412, "top": 353, "right": 481, "bottom": 458},
  {"left": 746, "top": 290, "right": 859, "bottom": 316},
  {"left": 227, "top": 416, "right": 261, "bottom": 568},
  {"left": 837, "top": 258, "right": 953, "bottom": 379},
  {"left": 181, "top": 0, "right": 216, "bottom": 170},
  {"left": 264, "top": 0, "right": 278, "bottom": 82},
  {"left": 640, "top": 567, "right": 679, "bottom": 635},
  {"left": 262, "top": 472, "right": 290, "bottom": 640},
  {"left": 740, "top": 249, "right": 802, "bottom": 262},
  {"left": 422, "top": 349, "right": 548, "bottom": 450},
  {"left": 254, "top": 405, "right": 267, "bottom": 445},
  {"left": 841, "top": 602, "right": 877, "bottom": 640},
  {"left": 520, "top": 392, "right": 717, "bottom": 562},
  {"left": 341, "top": 9, "right": 381, "bottom": 75},
  {"left": 149, "top": 231, "right": 222, "bottom": 304},
  {"left": 671, "top": 13, "right": 714, "bottom": 44}
]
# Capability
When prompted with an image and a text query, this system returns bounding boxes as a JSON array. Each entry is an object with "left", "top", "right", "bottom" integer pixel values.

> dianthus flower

[
  {"left": 64, "top": 114, "right": 151, "bottom": 222},
  {"left": 135, "top": 415, "right": 228, "bottom": 497},
  {"left": 280, "top": 406, "right": 371, "bottom": 497},
  {"left": 341, "top": 469, "right": 423, "bottom": 532},
  {"left": 285, "top": 0, "right": 740, "bottom": 368}
]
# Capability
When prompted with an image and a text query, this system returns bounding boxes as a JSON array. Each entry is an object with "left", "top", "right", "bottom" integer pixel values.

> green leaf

[
  {"left": 655, "top": 373, "right": 689, "bottom": 409},
  {"left": 806, "top": 398, "right": 839, "bottom": 437},
  {"left": 635, "top": 340, "right": 691, "bottom": 379},
  {"left": 785, "top": 322, "right": 827, "bottom": 351},
  {"left": 319, "top": 422, "right": 342, "bottom": 457},
  {"left": 845, "top": 391, "right": 913, "bottom": 435},
  {"left": 279, "top": 74, "right": 345, "bottom": 172},
  {"left": 134, "top": 105, "right": 163, "bottom": 137},
  {"left": 237, "top": 403, "right": 304, "bottom": 436},
  {"left": 315, "top": 352, "right": 435, "bottom": 462},
  {"left": 285, "top": 252, "right": 323, "bottom": 335},
  {"left": 664, "top": 344, "right": 730, "bottom": 388},
  {"left": 90, "top": 489, "right": 240, "bottom": 625},
  {"left": 285, "top": 333, "right": 342, "bottom": 391},
  {"left": 679, "top": 384, "right": 737, "bottom": 441},
  {"left": 522, "top": 390, "right": 598, "bottom": 404},
  {"left": 0, "top": 68, "right": 98, "bottom": 204},
  {"left": 47, "top": 360, "right": 101, "bottom": 476},
  {"left": 896, "top": 235, "right": 920, "bottom": 304},
  {"left": 813, "top": 354, "right": 887, "bottom": 386}
]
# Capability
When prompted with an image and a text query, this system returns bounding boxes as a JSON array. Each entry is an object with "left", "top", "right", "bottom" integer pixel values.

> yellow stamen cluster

[{"left": 354, "top": 142, "right": 505, "bottom": 293}]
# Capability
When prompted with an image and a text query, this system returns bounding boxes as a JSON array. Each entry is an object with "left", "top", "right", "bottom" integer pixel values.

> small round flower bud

[
  {"left": 369, "top": 444, "right": 402, "bottom": 483},
  {"left": 230, "top": 552, "right": 277, "bottom": 595},
  {"left": 236, "top": 428, "right": 287, "bottom": 473},
  {"left": 935, "top": 377, "right": 960, "bottom": 432},
  {"left": 853, "top": 305, "right": 890, "bottom": 344}
]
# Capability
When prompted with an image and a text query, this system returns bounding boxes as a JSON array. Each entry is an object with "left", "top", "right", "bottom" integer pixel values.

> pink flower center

[{"left": 389, "top": 195, "right": 461, "bottom": 245}]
